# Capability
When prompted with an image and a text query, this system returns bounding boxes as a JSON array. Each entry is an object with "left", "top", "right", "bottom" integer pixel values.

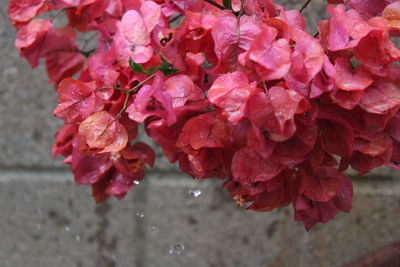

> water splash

[
  {"left": 136, "top": 210, "right": 144, "bottom": 218},
  {"left": 189, "top": 188, "right": 202, "bottom": 198},
  {"left": 168, "top": 243, "right": 185, "bottom": 255}
]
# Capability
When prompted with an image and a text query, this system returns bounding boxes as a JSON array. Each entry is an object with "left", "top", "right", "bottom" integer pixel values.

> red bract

[
  {"left": 78, "top": 111, "right": 128, "bottom": 153},
  {"left": 209, "top": 71, "right": 258, "bottom": 124},
  {"left": 8, "top": 0, "right": 47, "bottom": 26},
  {"left": 54, "top": 78, "right": 102, "bottom": 123},
  {"left": 8, "top": 0, "right": 400, "bottom": 230}
]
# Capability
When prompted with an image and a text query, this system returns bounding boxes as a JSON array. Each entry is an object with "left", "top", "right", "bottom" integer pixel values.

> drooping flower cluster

[{"left": 8, "top": 0, "right": 400, "bottom": 230}]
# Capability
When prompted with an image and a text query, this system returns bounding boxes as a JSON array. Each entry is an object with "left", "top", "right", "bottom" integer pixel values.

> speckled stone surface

[
  {"left": 0, "top": 171, "right": 146, "bottom": 267},
  {"left": 0, "top": 4, "right": 63, "bottom": 168},
  {"left": 143, "top": 174, "right": 400, "bottom": 267}
]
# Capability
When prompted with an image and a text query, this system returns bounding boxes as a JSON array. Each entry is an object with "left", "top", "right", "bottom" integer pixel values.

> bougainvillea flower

[
  {"left": 208, "top": 71, "right": 258, "bottom": 124},
  {"left": 54, "top": 78, "right": 102, "bottom": 123},
  {"left": 359, "top": 80, "right": 400, "bottom": 114},
  {"left": 46, "top": 51, "right": 84, "bottom": 85},
  {"left": 244, "top": 25, "right": 291, "bottom": 81},
  {"left": 78, "top": 111, "right": 128, "bottom": 153},
  {"left": 9, "top": 0, "right": 400, "bottom": 230},
  {"left": 127, "top": 71, "right": 176, "bottom": 125},
  {"left": 8, "top": 0, "right": 47, "bottom": 25}
]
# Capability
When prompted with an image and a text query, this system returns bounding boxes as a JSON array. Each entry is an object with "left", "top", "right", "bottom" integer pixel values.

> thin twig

[
  {"left": 127, "top": 73, "right": 156, "bottom": 93},
  {"left": 169, "top": 14, "right": 184, "bottom": 24},
  {"left": 203, "top": 0, "right": 226, "bottom": 10},
  {"left": 300, "top": 0, "right": 312, "bottom": 13},
  {"left": 262, "top": 81, "right": 268, "bottom": 92},
  {"left": 51, "top": 8, "right": 67, "bottom": 21},
  {"left": 114, "top": 91, "right": 132, "bottom": 120},
  {"left": 78, "top": 49, "right": 95, "bottom": 58},
  {"left": 312, "top": 0, "right": 350, "bottom": 38},
  {"left": 97, "top": 86, "right": 126, "bottom": 92},
  {"left": 238, "top": 0, "right": 245, "bottom": 17},
  {"left": 112, "top": 72, "right": 157, "bottom": 121}
]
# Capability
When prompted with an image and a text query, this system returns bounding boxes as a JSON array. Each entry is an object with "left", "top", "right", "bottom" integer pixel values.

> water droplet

[
  {"left": 65, "top": 226, "right": 70, "bottom": 232},
  {"left": 36, "top": 208, "right": 43, "bottom": 216},
  {"left": 189, "top": 188, "right": 202, "bottom": 198},
  {"left": 133, "top": 180, "right": 140, "bottom": 185},
  {"left": 75, "top": 235, "right": 81, "bottom": 242},
  {"left": 136, "top": 210, "right": 144, "bottom": 218},
  {"left": 148, "top": 226, "right": 158, "bottom": 231},
  {"left": 168, "top": 243, "right": 185, "bottom": 255}
]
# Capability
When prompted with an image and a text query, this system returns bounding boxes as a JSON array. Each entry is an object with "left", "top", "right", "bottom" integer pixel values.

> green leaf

[
  {"left": 223, "top": 0, "right": 233, "bottom": 10},
  {"left": 158, "top": 61, "right": 179, "bottom": 76},
  {"left": 201, "top": 60, "right": 213, "bottom": 69},
  {"left": 129, "top": 58, "right": 144, "bottom": 74},
  {"left": 130, "top": 58, "right": 179, "bottom": 77},
  {"left": 144, "top": 67, "right": 158, "bottom": 76}
]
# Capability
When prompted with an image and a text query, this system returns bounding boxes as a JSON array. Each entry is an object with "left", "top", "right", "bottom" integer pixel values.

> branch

[
  {"left": 312, "top": 0, "right": 350, "bottom": 38},
  {"left": 113, "top": 72, "right": 157, "bottom": 121},
  {"left": 169, "top": 14, "right": 184, "bottom": 24},
  {"left": 300, "top": 0, "right": 312, "bottom": 13},
  {"left": 78, "top": 49, "right": 95, "bottom": 58},
  {"left": 203, "top": 0, "right": 226, "bottom": 10},
  {"left": 127, "top": 72, "right": 156, "bottom": 93}
]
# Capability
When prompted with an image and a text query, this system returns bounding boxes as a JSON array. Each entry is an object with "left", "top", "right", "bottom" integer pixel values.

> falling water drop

[
  {"left": 133, "top": 180, "right": 140, "bottom": 185},
  {"left": 65, "top": 226, "right": 70, "bottom": 232},
  {"left": 148, "top": 226, "right": 158, "bottom": 231},
  {"left": 168, "top": 243, "right": 185, "bottom": 255},
  {"left": 36, "top": 208, "right": 43, "bottom": 217},
  {"left": 136, "top": 210, "right": 144, "bottom": 218},
  {"left": 189, "top": 188, "right": 202, "bottom": 198}
]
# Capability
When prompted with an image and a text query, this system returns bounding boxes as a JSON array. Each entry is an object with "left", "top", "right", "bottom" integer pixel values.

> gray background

[{"left": 1, "top": 1, "right": 399, "bottom": 266}]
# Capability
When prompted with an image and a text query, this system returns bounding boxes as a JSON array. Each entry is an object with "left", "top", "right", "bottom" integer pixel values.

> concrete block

[
  {"left": 275, "top": 0, "right": 328, "bottom": 33},
  {"left": 0, "top": 5, "right": 63, "bottom": 168},
  {"left": 0, "top": 170, "right": 147, "bottom": 267},
  {"left": 308, "top": 177, "right": 400, "bottom": 266},
  {"left": 144, "top": 175, "right": 310, "bottom": 267},
  {"left": 144, "top": 174, "right": 400, "bottom": 267},
  {"left": 0, "top": 5, "right": 178, "bottom": 171}
]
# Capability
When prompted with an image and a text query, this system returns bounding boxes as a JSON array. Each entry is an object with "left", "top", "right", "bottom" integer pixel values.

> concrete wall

[{"left": 1, "top": 1, "right": 400, "bottom": 267}]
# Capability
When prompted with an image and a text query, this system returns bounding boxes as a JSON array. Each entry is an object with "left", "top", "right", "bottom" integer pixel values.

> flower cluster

[{"left": 8, "top": 0, "right": 400, "bottom": 230}]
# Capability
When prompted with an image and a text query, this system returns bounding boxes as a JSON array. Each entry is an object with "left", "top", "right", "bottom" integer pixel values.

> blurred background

[{"left": 1, "top": 0, "right": 399, "bottom": 266}]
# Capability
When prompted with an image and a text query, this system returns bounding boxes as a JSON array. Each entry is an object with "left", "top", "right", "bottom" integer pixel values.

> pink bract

[{"left": 8, "top": 0, "right": 400, "bottom": 230}]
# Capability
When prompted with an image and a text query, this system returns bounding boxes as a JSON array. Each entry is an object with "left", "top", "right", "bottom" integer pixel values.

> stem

[
  {"left": 169, "top": 14, "right": 184, "bottom": 24},
  {"left": 97, "top": 86, "right": 126, "bottom": 92},
  {"left": 112, "top": 72, "right": 157, "bottom": 121},
  {"left": 300, "top": 0, "right": 312, "bottom": 12},
  {"left": 115, "top": 91, "right": 132, "bottom": 120},
  {"left": 127, "top": 73, "right": 156, "bottom": 93},
  {"left": 313, "top": 0, "right": 350, "bottom": 38},
  {"left": 78, "top": 49, "right": 95, "bottom": 58},
  {"left": 203, "top": 0, "right": 226, "bottom": 10},
  {"left": 262, "top": 81, "right": 268, "bottom": 92},
  {"left": 238, "top": 0, "right": 245, "bottom": 17},
  {"left": 51, "top": 8, "right": 67, "bottom": 21}
]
